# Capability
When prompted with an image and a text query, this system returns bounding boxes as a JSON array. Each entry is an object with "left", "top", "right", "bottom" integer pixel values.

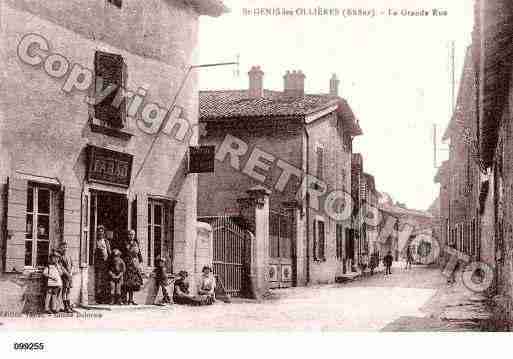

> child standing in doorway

[{"left": 109, "top": 249, "right": 126, "bottom": 305}]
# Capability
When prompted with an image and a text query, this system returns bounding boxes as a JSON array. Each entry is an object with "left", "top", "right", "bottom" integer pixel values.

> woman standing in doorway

[
  {"left": 94, "top": 225, "right": 111, "bottom": 304},
  {"left": 123, "top": 229, "right": 143, "bottom": 305}
]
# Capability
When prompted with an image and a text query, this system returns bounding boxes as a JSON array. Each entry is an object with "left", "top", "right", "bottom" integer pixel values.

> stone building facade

[
  {"left": 472, "top": 0, "right": 513, "bottom": 325},
  {"left": 0, "top": 0, "right": 226, "bottom": 312},
  {"left": 432, "top": 0, "right": 513, "bottom": 326},
  {"left": 435, "top": 46, "right": 481, "bottom": 267}
]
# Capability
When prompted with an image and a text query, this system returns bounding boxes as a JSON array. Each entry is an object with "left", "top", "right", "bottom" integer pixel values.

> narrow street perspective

[{"left": 0, "top": 262, "right": 494, "bottom": 331}]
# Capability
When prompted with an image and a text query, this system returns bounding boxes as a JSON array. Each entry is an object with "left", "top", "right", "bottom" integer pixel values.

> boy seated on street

[
  {"left": 153, "top": 256, "right": 171, "bottom": 305},
  {"left": 43, "top": 251, "right": 63, "bottom": 314},
  {"left": 173, "top": 270, "right": 198, "bottom": 305},
  {"left": 108, "top": 249, "right": 126, "bottom": 305}
]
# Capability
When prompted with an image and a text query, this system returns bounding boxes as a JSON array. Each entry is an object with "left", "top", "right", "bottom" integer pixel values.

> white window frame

[{"left": 147, "top": 200, "right": 164, "bottom": 267}]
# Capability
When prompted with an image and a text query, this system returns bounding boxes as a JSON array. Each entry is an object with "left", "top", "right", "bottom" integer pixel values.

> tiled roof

[
  {"left": 442, "top": 46, "right": 475, "bottom": 142},
  {"left": 199, "top": 89, "right": 362, "bottom": 135},
  {"left": 200, "top": 89, "right": 338, "bottom": 118}
]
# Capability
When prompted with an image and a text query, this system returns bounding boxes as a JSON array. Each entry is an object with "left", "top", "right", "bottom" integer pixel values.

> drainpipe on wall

[{"left": 304, "top": 126, "right": 311, "bottom": 285}]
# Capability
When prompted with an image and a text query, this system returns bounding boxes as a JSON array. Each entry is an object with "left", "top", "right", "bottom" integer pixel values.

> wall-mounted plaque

[
  {"left": 87, "top": 145, "right": 133, "bottom": 187},
  {"left": 189, "top": 146, "right": 215, "bottom": 173}
]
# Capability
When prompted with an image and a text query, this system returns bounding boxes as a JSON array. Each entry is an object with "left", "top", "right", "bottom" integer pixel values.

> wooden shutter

[
  {"left": 50, "top": 188, "right": 64, "bottom": 258},
  {"left": 312, "top": 220, "right": 317, "bottom": 261},
  {"left": 164, "top": 201, "right": 175, "bottom": 273},
  {"left": 63, "top": 187, "right": 81, "bottom": 268},
  {"left": 5, "top": 177, "right": 28, "bottom": 272},
  {"left": 80, "top": 191, "right": 90, "bottom": 267},
  {"left": 94, "top": 51, "right": 124, "bottom": 128},
  {"left": 318, "top": 221, "right": 325, "bottom": 260},
  {"left": 336, "top": 224, "right": 342, "bottom": 259},
  {"left": 135, "top": 194, "right": 148, "bottom": 268}
]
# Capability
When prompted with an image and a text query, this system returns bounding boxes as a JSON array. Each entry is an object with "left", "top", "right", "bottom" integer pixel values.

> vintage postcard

[{"left": 0, "top": 0, "right": 511, "bottom": 355}]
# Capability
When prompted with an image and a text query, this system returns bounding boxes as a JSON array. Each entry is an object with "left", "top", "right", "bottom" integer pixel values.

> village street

[{"left": 0, "top": 263, "right": 492, "bottom": 331}]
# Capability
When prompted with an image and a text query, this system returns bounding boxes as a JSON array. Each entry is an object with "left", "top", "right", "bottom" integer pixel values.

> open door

[{"left": 87, "top": 190, "right": 128, "bottom": 304}]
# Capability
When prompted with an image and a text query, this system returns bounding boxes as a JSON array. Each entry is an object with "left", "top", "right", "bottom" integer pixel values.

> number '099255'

[{"left": 13, "top": 342, "right": 45, "bottom": 351}]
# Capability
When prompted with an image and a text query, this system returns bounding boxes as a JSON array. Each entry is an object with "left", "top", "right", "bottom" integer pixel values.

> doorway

[{"left": 87, "top": 190, "right": 128, "bottom": 304}]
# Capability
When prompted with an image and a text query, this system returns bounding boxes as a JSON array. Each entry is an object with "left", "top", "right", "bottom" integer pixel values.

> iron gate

[{"left": 200, "top": 216, "right": 250, "bottom": 297}]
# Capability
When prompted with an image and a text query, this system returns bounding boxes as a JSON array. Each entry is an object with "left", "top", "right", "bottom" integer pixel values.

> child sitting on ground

[
  {"left": 108, "top": 249, "right": 126, "bottom": 305},
  {"left": 43, "top": 251, "right": 63, "bottom": 314},
  {"left": 153, "top": 256, "right": 171, "bottom": 305}
]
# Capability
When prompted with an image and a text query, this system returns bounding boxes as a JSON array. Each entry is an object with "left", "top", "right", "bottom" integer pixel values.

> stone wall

[
  {"left": 0, "top": 0, "right": 209, "bottom": 311},
  {"left": 306, "top": 112, "right": 352, "bottom": 284}
]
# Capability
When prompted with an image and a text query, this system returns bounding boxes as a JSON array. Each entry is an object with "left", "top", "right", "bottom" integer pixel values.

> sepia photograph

[{"left": 0, "top": 0, "right": 511, "bottom": 356}]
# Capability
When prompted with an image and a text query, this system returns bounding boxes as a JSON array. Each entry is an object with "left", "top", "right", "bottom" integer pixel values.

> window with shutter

[
  {"left": 94, "top": 51, "right": 126, "bottom": 129},
  {"left": 5, "top": 179, "right": 63, "bottom": 272}
]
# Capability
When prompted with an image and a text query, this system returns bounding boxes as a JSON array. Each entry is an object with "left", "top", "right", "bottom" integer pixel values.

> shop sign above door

[
  {"left": 87, "top": 145, "right": 133, "bottom": 187},
  {"left": 189, "top": 146, "right": 215, "bottom": 173}
]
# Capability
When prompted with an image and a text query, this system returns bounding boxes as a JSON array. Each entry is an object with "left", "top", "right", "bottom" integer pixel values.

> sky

[{"left": 197, "top": 0, "right": 474, "bottom": 211}]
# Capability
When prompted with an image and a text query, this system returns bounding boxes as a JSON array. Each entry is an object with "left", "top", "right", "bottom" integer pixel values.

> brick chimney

[
  {"left": 329, "top": 73, "right": 339, "bottom": 96},
  {"left": 248, "top": 66, "right": 264, "bottom": 98},
  {"left": 283, "top": 70, "right": 305, "bottom": 97}
]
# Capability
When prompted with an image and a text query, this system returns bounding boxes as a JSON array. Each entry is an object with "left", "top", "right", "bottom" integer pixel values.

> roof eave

[{"left": 199, "top": 114, "right": 304, "bottom": 122}]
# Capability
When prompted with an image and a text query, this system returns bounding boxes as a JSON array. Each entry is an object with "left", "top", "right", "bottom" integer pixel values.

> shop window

[
  {"left": 313, "top": 219, "right": 325, "bottom": 261},
  {"left": 93, "top": 51, "right": 127, "bottom": 131},
  {"left": 25, "top": 185, "right": 51, "bottom": 267},
  {"left": 147, "top": 200, "right": 164, "bottom": 266}
]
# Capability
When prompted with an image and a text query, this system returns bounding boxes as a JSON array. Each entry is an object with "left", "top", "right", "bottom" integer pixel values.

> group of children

[
  {"left": 42, "top": 242, "right": 74, "bottom": 314},
  {"left": 43, "top": 240, "right": 215, "bottom": 311}
]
